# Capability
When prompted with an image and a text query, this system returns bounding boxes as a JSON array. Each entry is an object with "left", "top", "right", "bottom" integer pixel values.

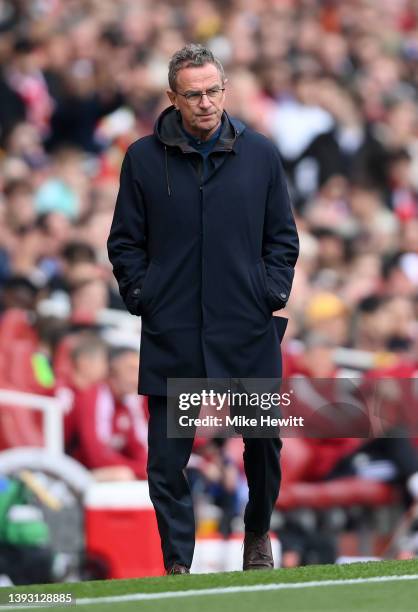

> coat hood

[
  {"left": 154, "top": 105, "right": 246, "bottom": 196},
  {"left": 154, "top": 105, "right": 246, "bottom": 153}
]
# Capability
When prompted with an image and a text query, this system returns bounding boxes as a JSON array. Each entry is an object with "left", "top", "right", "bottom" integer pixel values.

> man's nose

[{"left": 198, "top": 93, "right": 212, "bottom": 109}]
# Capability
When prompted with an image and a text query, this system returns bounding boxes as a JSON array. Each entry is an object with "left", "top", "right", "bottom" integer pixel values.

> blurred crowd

[{"left": 1, "top": 0, "right": 418, "bottom": 566}]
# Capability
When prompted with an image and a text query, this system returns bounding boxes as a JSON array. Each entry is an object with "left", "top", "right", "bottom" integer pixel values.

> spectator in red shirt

[
  {"left": 75, "top": 347, "right": 148, "bottom": 481},
  {"left": 54, "top": 333, "right": 109, "bottom": 450}
]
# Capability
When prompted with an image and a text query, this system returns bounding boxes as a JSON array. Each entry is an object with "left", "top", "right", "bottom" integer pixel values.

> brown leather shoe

[
  {"left": 165, "top": 564, "right": 190, "bottom": 575},
  {"left": 243, "top": 531, "right": 274, "bottom": 570}
]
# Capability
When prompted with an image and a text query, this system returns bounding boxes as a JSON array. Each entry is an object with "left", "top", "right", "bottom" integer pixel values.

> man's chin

[
  {"left": 198, "top": 119, "right": 215, "bottom": 127},
  {"left": 196, "top": 117, "right": 219, "bottom": 131}
]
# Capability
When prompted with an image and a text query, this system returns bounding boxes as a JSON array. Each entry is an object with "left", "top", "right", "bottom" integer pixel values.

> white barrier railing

[{"left": 0, "top": 389, "right": 64, "bottom": 455}]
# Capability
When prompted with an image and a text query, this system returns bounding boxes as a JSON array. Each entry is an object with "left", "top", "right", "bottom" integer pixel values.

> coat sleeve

[
  {"left": 262, "top": 148, "right": 299, "bottom": 311},
  {"left": 107, "top": 147, "right": 148, "bottom": 315}
]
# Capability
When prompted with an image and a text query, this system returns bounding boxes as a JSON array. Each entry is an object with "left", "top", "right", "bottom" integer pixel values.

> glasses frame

[{"left": 174, "top": 86, "right": 226, "bottom": 106}]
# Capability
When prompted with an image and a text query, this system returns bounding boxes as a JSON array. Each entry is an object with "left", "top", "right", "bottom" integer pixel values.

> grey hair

[{"left": 168, "top": 43, "right": 225, "bottom": 91}]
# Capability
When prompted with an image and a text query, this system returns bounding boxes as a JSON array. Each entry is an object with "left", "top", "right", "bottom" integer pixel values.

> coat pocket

[
  {"left": 258, "top": 258, "right": 269, "bottom": 299},
  {"left": 247, "top": 259, "right": 272, "bottom": 320},
  {"left": 273, "top": 315, "right": 288, "bottom": 342},
  {"left": 139, "top": 260, "right": 162, "bottom": 315}
]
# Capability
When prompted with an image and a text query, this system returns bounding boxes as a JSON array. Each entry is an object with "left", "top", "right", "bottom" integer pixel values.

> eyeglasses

[{"left": 175, "top": 86, "right": 225, "bottom": 106}]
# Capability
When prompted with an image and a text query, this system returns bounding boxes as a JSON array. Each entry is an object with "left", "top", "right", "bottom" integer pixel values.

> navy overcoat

[{"left": 107, "top": 106, "right": 299, "bottom": 395}]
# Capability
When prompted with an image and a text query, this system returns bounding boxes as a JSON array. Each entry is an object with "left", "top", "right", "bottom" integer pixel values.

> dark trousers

[{"left": 146, "top": 394, "right": 282, "bottom": 569}]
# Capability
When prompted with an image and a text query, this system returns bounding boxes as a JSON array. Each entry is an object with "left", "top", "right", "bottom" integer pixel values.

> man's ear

[{"left": 167, "top": 89, "right": 177, "bottom": 108}]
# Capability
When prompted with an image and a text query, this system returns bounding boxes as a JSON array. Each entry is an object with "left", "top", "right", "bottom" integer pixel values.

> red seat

[{"left": 277, "top": 477, "right": 398, "bottom": 510}]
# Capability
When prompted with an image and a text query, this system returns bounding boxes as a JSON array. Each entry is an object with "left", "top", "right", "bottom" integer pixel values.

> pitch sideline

[{"left": 2, "top": 573, "right": 418, "bottom": 609}]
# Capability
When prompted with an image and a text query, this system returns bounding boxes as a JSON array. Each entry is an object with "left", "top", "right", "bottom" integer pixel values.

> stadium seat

[{"left": 277, "top": 477, "right": 398, "bottom": 510}]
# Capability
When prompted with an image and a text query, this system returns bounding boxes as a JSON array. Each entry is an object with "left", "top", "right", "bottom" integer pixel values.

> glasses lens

[
  {"left": 186, "top": 93, "right": 202, "bottom": 105},
  {"left": 184, "top": 88, "right": 223, "bottom": 105},
  {"left": 207, "top": 88, "right": 222, "bottom": 100}
]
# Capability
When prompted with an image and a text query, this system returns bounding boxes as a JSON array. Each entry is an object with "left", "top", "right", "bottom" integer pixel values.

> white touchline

[
  {"left": 79, "top": 574, "right": 418, "bottom": 605},
  {"left": 2, "top": 574, "right": 418, "bottom": 609}
]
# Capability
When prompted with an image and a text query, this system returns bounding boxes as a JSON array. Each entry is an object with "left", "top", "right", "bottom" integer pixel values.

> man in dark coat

[{"left": 107, "top": 44, "right": 299, "bottom": 574}]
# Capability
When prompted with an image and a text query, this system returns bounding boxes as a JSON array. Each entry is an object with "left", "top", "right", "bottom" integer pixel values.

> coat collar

[{"left": 154, "top": 105, "right": 246, "bottom": 155}]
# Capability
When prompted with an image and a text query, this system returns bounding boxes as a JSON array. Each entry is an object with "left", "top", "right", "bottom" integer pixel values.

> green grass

[{"left": 1, "top": 559, "right": 418, "bottom": 611}]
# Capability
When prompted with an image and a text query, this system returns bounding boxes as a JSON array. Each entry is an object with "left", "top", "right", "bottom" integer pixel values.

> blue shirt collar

[{"left": 181, "top": 121, "right": 222, "bottom": 147}]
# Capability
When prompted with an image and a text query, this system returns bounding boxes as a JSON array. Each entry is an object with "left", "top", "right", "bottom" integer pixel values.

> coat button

[
  {"left": 132, "top": 288, "right": 141, "bottom": 296},
  {"left": 280, "top": 292, "right": 287, "bottom": 300}
]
